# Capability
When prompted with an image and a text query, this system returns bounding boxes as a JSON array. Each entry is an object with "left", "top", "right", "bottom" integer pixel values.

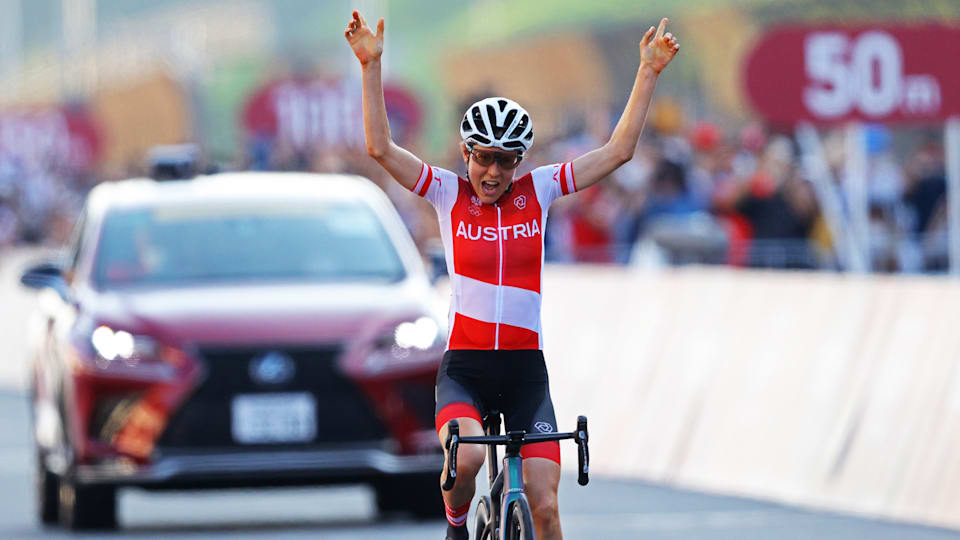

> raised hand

[
  {"left": 344, "top": 10, "right": 384, "bottom": 65},
  {"left": 639, "top": 18, "right": 680, "bottom": 74}
]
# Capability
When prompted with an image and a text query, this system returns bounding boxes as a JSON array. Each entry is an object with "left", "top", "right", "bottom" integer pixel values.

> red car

[{"left": 21, "top": 173, "right": 446, "bottom": 530}]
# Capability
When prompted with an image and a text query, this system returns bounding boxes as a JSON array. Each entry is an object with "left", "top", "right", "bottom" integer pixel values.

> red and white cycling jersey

[{"left": 410, "top": 161, "right": 578, "bottom": 350}]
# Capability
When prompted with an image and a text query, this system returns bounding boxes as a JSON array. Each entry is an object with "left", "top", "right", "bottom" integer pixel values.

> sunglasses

[{"left": 469, "top": 148, "right": 523, "bottom": 169}]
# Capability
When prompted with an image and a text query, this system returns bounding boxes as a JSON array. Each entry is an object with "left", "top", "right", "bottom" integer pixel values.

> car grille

[{"left": 157, "top": 345, "right": 389, "bottom": 449}]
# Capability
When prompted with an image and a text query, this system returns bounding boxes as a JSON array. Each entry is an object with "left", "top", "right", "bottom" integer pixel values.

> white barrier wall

[{"left": 541, "top": 265, "right": 960, "bottom": 530}]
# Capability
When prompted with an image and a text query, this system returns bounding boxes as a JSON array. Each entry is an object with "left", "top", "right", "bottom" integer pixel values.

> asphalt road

[
  {"left": 1, "top": 391, "right": 958, "bottom": 539},
  {"left": 2, "top": 250, "right": 959, "bottom": 539}
]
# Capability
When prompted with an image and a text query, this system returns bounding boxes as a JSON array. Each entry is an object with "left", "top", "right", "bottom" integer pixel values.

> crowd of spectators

[
  {"left": 0, "top": 156, "right": 87, "bottom": 251},
  {"left": 396, "top": 110, "right": 951, "bottom": 273},
  {"left": 1, "top": 103, "right": 951, "bottom": 275}
]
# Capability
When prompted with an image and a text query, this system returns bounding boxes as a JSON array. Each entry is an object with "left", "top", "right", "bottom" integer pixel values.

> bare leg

[
  {"left": 523, "top": 457, "right": 562, "bottom": 539},
  {"left": 438, "top": 417, "right": 486, "bottom": 518}
]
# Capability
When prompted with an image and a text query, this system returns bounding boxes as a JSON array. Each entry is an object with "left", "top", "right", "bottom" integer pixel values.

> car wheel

[
  {"left": 58, "top": 479, "right": 117, "bottom": 530},
  {"left": 374, "top": 473, "right": 444, "bottom": 520},
  {"left": 35, "top": 452, "right": 59, "bottom": 525}
]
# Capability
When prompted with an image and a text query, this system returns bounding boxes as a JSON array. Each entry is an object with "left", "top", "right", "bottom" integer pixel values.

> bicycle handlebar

[
  {"left": 441, "top": 416, "right": 590, "bottom": 491},
  {"left": 457, "top": 431, "right": 579, "bottom": 445}
]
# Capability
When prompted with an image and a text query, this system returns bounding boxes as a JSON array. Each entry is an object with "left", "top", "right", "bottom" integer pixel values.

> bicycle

[{"left": 442, "top": 412, "right": 589, "bottom": 540}]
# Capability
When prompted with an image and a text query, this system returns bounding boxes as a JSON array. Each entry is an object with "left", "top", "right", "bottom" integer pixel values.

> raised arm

[
  {"left": 571, "top": 18, "right": 680, "bottom": 191},
  {"left": 345, "top": 10, "right": 423, "bottom": 190}
]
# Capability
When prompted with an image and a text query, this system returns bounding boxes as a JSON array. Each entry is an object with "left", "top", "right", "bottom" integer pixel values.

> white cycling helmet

[{"left": 460, "top": 97, "right": 534, "bottom": 154}]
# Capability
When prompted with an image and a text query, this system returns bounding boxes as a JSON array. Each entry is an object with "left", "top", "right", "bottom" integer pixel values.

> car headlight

[
  {"left": 91, "top": 326, "right": 159, "bottom": 367},
  {"left": 394, "top": 317, "right": 440, "bottom": 350},
  {"left": 364, "top": 317, "right": 444, "bottom": 373}
]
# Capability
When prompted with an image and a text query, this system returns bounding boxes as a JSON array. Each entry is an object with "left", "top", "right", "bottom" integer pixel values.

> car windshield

[{"left": 93, "top": 200, "right": 407, "bottom": 288}]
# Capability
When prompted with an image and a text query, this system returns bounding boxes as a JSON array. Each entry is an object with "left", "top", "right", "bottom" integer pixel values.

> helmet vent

[
  {"left": 493, "top": 109, "right": 517, "bottom": 139},
  {"left": 471, "top": 106, "right": 488, "bottom": 135},
  {"left": 485, "top": 104, "right": 499, "bottom": 134},
  {"left": 508, "top": 115, "right": 529, "bottom": 139}
]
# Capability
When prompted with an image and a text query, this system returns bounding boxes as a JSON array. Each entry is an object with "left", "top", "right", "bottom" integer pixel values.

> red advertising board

[
  {"left": 744, "top": 23, "right": 960, "bottom": 125},
  {"left": 243, "top": 77, "right": 422, "bottom": 150}
]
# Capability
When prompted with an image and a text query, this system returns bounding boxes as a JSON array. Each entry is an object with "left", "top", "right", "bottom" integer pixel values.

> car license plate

[{"left": 231, "top": 393, "right": 316, "bottom": 444}]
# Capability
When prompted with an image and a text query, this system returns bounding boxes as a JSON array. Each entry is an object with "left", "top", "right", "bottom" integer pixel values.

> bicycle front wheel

[
  {"left": 506, "top": 497, "right": 535, "bottom": 540},
  {"left": 474, "top": 495, "right": 493, "bottom": 539}
]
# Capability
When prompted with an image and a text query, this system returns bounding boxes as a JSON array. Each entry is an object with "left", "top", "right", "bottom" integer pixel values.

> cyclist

[{"left": 346, "top": 10, "right": 679, "bottom": 540}]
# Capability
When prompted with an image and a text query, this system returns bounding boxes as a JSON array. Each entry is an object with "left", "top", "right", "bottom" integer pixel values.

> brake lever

[
  {"left": 576, "top": 415, "right": 589, "bottom": 486},
  {"left": 442, "top": 419, "right": 460, "bottom": 491}
]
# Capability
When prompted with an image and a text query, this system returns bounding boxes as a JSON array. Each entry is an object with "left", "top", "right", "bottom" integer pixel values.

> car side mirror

[{"left": 20, "top": 262, "right": 75, "bottom": 304}]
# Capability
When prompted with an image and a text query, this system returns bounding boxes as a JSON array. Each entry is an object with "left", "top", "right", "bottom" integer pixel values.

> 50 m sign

[
  {"left": 744, "top": 24, "right": 960, "bottom": 125},
  {"left": 804, "top": 31, "right": 940, "bottom": 118}
]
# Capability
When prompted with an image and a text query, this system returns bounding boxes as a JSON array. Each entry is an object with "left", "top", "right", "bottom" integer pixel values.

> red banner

[
  {"left": 242, "top": 77, "right": 422, "bottom": 150},
  {"left": 744, "top": 23, "right": 960, "bottom": 125},
  {"left": 0, "top": 105, "right": 102, "bottom": 174}
]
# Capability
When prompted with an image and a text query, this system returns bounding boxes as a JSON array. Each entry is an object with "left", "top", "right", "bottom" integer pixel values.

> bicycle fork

[
  {"left": 499, "top": 453, "right": 528, "bottom": 536},
  {"left": 485, "top": 415, "right": 530, "bottom": 538}
]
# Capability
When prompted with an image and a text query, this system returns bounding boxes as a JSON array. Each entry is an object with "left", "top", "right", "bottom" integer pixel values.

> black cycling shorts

[{"left": 434, "top": 349, "right": 560, "bottom": 464}]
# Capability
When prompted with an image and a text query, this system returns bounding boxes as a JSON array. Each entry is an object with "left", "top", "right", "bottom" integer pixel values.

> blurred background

[
  {"left": 3, "top": 0, "right": 960, "bottom": 538},
  {"left": 0, "top": 0, "right": 957, "bottom": 272}
]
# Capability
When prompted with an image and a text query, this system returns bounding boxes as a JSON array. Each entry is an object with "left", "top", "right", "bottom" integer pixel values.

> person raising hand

[{"left": 347, "top": 11, "right": 678, "bottom": 540}]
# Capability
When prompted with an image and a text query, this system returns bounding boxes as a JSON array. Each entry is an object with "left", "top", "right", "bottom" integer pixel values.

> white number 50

[{"left": 803, "top": 31, "right": 903, "bottom": 119}]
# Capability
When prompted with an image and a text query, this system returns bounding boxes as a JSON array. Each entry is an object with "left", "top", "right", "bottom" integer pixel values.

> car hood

[{"left": 83, "top": 280, "right": 442, "bottom": 346}]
